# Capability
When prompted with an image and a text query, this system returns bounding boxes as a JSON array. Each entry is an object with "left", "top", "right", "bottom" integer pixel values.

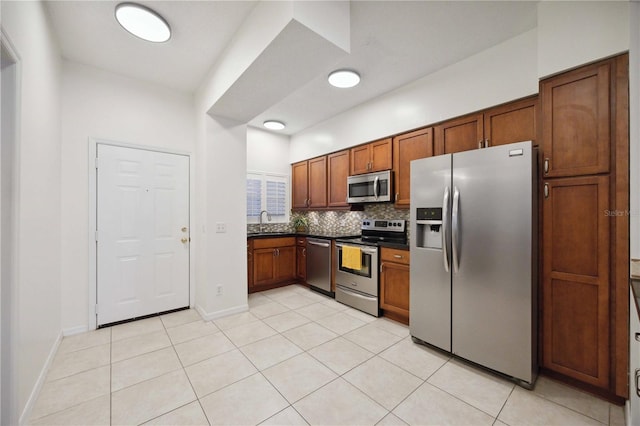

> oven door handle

[{"left": 335, "top": 243, "right": 377, "bottom": 255}]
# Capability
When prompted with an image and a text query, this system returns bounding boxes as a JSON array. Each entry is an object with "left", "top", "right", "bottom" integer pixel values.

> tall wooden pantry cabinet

[{"left": 540, "top": 53, "right": 629, "bottom": 401}]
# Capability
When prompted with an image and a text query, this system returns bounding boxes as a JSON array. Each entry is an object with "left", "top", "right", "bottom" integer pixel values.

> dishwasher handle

[{"left": 307, "top": 240, "right": 330, "bottom": 248}]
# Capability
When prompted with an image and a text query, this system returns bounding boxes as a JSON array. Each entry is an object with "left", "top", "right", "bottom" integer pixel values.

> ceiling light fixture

[
  {"left": 115, "top": 2, "right": 171, "bottom": 43},
  {"left": 263, "top": 120, "right": 286, "bottom": 131},
  {"left": 328, "top": 69, "right": 361, "bottom": 88}
]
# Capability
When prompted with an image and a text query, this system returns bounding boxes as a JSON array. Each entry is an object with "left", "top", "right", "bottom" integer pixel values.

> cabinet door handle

[
  {"left": 302, "top": 248, "right": 306, "bottom": 256},
  {"left": 273, "top": 250, "right": 277, "bottom": 257},
  {"left": 395, "top": 193, "right": 399, "bottom": 202},
  {"left": 393, "top": 254, "right": 403, "bottom": 259},
  {"left": 635, "top": 369, "right": 640, "bottom": 397},
  {"left": 380, "top": 263, "right": 385, "bottom": 273},
  {"left": 478, "top": 140, "right": 484, "bottom": 149},
  {"left": 544, "top": 158, "right": 550, "bottom": 174},
  {"left": 544, "top": 183, "right": 549, "bottom": 199},
  {"left": 485, "top": 139, "right": 490, "bottom": 147}
]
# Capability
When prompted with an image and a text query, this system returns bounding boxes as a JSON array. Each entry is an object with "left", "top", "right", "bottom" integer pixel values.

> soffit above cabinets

[{"left": 45, "top": 1, "right": 537, "bottom": 135}]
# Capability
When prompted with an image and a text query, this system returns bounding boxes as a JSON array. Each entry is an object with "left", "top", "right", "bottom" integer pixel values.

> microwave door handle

[{"left": 373, "top": 176, "right": 379, "bottom": 199}]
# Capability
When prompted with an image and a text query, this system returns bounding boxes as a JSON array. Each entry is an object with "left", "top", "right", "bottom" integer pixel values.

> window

[{"left": 247, "top": 172, "right": 289, "bottom": 223}]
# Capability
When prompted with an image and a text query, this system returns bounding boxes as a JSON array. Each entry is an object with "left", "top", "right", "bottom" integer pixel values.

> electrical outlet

[
  {"left": 215, "top": 222, "right": 227, "bottom": 233},
  {"left": 216, "top": 285, "right": 223, "bottom": 296}
]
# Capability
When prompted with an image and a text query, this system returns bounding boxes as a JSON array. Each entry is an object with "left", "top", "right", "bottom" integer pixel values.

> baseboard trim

[
  {"left": 195, "top": 304, "right": 248, "bottom": 321},
  {"left": 62, "top": 325, "right": 89, "bottom": 336},
  {"left": 19, "top": 331, "right": 63, "bottom": 425},
  {"left": 625, "top": 400, "right": 631, "bottom": 426}
]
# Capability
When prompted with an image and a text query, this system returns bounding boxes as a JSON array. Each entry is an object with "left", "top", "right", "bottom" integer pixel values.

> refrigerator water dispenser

[{"left": 415, "top": 207, "right": 443, "bottom": 249}]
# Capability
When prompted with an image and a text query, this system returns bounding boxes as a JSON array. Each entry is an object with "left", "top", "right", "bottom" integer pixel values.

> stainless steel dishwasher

[{"left": 306, "top": 238, "right": 333, "bottom": 296}]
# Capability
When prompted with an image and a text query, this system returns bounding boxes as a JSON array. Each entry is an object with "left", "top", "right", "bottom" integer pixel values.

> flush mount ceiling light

[
  {"left": 115, "top": 2, "right": 171, "bottom": 43},
  {"left": 263, "top": 120, "right": 286, "bottom": 131},
  {"left": 328, "top": 69, "right": 361, "bottom": 88}
]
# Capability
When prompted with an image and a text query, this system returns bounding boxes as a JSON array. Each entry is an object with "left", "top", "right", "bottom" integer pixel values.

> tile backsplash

[{"left": 247, "top": 203, "right": 410, "bottom": 238}]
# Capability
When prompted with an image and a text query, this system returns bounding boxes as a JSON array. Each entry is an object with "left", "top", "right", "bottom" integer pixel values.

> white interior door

[{"left": 96, "top": 144, "right": 189, "bottom": 326}]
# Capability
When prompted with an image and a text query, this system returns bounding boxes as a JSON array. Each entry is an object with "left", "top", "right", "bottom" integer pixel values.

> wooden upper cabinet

[
  {"left": 484, "top": 96, "right": 538, "bottom": 147},
  {"left": 308, "top": 156, "right": 327, "bottom": 209},
  {"left": 370, "top": 138, "right": 392, "bottom": 172},
  {"left": 350, "top": 138, "right": 392, "bottom": 175},
  {"left": 350, "top": 145, "right": 371, "bottom": 175},
  {"left": 435, "top": 113, "right": 483, "bottom": 155},
  {"left": 392, "top": 127, "right": 433, "bottom": 208},
  {"left": 327, "top": 150, "right": 350, "bottom": 207},
  {"left": 541, "top": 61, "right": 611, "bottom": 178},
  {"left": 542, "top": 175, "right": 610, "bottom": 388},
  {"left": 291, "top": 161, "right": 309, "bottom": 209}
]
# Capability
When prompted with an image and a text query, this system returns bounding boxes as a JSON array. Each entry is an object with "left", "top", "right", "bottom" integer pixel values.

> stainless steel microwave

[{"left": 347, "top": 170, "right": 393, "bottom": 203}]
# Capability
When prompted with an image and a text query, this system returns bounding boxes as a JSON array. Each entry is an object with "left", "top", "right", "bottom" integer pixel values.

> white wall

[
  {"left": 193, "top": 112, "right": 248, "bottom": 320},
  {"left": 60, "top": 61, "right": 195, "bottom": 332},
  {"left": 290, "top": 29, "right": 538, "bottom": 162},
  {"left": 1, "top": 1, "right": 62, "bottom": 422},
  {"left": 537, "top": 1, "right": 630, "bottom": 78},
  {"left": 247, "top": 126, "right": 291, "bottom": 175},
  {"left": 0, "top": 33, "right": 19, "bottom": 426}
]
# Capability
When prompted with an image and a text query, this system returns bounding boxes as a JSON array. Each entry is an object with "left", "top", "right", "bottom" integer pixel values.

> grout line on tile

[
  {"left": 493, "top": 383, "right": 516, "bottom": 424},
  {"left": 526, "top": 388, "right": 610, "bottom": 425}
]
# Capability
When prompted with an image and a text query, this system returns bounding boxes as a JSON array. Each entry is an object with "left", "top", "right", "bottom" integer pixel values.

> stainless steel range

[{"left": 335, "top": 219, "right": 407, "bottom": 316}]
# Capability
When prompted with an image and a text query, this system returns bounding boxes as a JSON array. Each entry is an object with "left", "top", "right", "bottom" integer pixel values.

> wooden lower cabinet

[
  {"left": 296, "top": 237, "right": 307, "bottom": 283},
  {"left": 250, "top": 237, "right": 297, "bottom": 292},
  {"left": 542, "top": 176, "right": 610, "bottom": 389},
  {"left": 380, "top": 247, "right": 410, "bottom": 324},
  {"left": 247, "top": 240, "right": 254, "bottom": 288}
]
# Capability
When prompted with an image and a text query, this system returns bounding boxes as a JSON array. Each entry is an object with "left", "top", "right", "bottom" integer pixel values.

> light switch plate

[{"left": 215, "top": 223, "right": 227, "bottom": 233}]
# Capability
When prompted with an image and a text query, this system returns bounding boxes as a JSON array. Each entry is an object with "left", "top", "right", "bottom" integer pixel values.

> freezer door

[
  {"left": 410, "top": 154, "right": 452, "bottom": 352},
  {"left": 451, "top": 141, "right": 536, "bottom": 384}
]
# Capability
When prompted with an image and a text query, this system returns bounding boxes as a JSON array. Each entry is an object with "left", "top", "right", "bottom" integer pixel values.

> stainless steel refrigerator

[{"left": 410, "top": 140, "right": 537, "bottom": 386}]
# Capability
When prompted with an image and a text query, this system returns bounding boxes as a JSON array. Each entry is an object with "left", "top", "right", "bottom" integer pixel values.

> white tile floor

[{"left": 28, "top": 284, "right": 626, "bottom": 426}]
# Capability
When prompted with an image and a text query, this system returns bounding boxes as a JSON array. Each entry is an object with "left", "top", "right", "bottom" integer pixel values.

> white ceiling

[{"left": 45, "top": 1, "right": 538, "bottom": 136}]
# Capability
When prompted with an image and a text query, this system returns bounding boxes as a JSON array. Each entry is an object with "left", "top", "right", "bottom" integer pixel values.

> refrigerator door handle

[
  {"left": 442, "top": 186, "right": 450, "bottom": 272},
  {"left": 452, "top": 186, "right": 460, "bottom": 273}
]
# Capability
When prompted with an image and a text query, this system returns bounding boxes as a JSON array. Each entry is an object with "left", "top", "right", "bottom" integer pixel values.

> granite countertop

[
  {"left": 247, "top": 231, "right": 361, "bottom": 240},
  {"left": 378, "top": 241, "right": 410, "bottom": 250},
  {"left": 631, "top": 279, "right": 640, "bottom": 320}
]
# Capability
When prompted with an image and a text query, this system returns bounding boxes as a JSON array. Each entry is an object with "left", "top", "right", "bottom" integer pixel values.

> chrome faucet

[{"left": 259, "top": 210, "right": 271, "bottom": 233}]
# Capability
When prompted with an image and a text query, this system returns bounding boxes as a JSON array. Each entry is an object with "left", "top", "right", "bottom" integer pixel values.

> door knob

[
  {"left": 181, "top": 237, "right": 189, "bottom": 244},
  {"left": 181, "top": 227, "right": 188, "bottom": 232}
]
